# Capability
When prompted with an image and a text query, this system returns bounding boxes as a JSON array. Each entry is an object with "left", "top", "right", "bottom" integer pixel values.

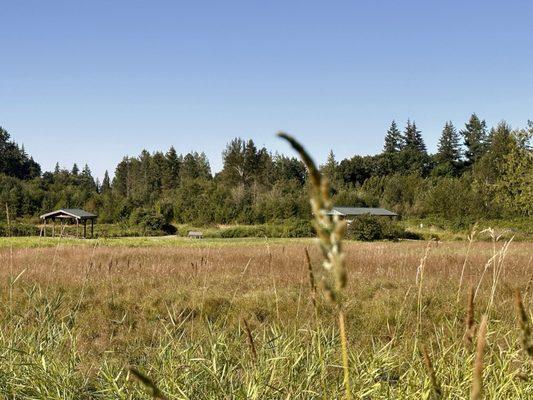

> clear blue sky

[{"left": 2, "top": 1, "right": 532, "bottom": 179}]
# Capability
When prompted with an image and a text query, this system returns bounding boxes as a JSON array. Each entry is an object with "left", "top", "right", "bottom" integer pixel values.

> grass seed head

[
  {"left": 129, "top": 368, "right": 168, "bottom": 400},
  {"left": 464, "top": 285, "right": 476, "bottom": 348},
  {"left": 278, "top": 132, "right": 347, "bottom": 305},
  {"left": 420, "top": 344, "right": 442, "bottom": 399},
  {"left": 471, "top": 315, "right": 488, "bottom": 400},
  {"left": 243, "top": 318, "right": 258, "bottom": 364},
  {"left": 514, "top": 289, "right": 533, "bottom": 359}
]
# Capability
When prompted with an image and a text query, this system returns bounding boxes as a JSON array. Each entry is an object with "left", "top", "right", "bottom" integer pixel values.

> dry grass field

[{"left": 0, "top": 238, "right": 532, "bottom": 399}]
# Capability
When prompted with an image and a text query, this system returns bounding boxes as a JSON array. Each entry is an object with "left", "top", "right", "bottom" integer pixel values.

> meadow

[{"left": 0, "top": 237, "right": 532, "bottom": 399}]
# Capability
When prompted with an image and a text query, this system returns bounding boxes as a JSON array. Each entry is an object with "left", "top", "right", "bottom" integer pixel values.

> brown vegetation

[{"left": 0, "top": 240, "right": 531, "bottom": 397}]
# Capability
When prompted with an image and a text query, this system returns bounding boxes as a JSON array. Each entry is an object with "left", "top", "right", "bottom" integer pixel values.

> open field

[
  {"left": 0, "top": 236, "right": 311, "bottom": 249},
  {"left": 0, "top": 239, "right": 532, "bottom": 398}
]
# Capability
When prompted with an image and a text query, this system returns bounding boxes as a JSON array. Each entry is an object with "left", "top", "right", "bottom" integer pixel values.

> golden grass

[
  {"left": 471, "top": 315, "right": 488, "bottom": 400},
  {"left": 420, "top": 344, "right": 442, "bottom": 399},
  {"left": 0, "top": 240, "right": 532, "bottom": 398}
]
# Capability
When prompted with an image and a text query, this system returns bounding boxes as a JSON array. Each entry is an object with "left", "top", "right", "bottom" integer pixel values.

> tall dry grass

[{"left": 0, "top": 239, "right": 532, "bottom": 398}]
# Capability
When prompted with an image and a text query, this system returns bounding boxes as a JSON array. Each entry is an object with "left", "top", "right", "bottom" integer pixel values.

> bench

[{"left": 188, "top": 231, "right": 203, "bottom": 239}]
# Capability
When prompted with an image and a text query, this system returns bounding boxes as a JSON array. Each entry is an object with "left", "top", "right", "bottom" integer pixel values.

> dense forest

[{"left": 1, "top": 114, "right": 531, "bottom": 231}]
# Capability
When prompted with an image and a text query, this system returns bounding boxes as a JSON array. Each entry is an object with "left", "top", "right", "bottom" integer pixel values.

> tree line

[{"left": 1, "top": 114, "right": 531, "bottom": 229}]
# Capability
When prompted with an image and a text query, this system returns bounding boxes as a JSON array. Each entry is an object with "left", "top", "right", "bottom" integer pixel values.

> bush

[
  {"left": 348, "top": 215, "right": 384, "bottom": 241},
  {"left": 347, "top": 215, "right": 415, "bottom": 241},
  {"left": 177, "top": 220, "right": 314, "bottom": 239},
  {"left": 129, "top": 209, "right": 169, "bottom": 234},
  {"left": 0, "top": 222, "right": 39, "bottom": 237},
  {"left": 217, "top": 220, "right": 314, "bottom": 238}
]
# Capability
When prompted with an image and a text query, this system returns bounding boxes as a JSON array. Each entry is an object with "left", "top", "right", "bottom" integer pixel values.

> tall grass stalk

[
  {"left": 487, "top": 235, "right": 513, "bottom": 314},
  {"left": 463, "top": 285, "right": 476, "bottom": 349},
  {"left": 457, "top": 224, "right": 477, "bottom": 302},
  {"left": 243, "top": 318, "right": 258, "bottom": 364},
  {"left": 129, "top": 368, "right": 168, "bottom": 400},
  {"left": 305, "top": 247, "right": 318, "bottom": 312},
  {"left": 471, "top": 315, "right": 488, "bottom": 400},
  {"left": 278, "top": 132, "right": 351, "bottom": 400},
  {"left": 305, "top": 247, "right": 328, "bottom": 400},
  {"left": 5, "top": 203, "right": 11, "bottom": 237},
  {"left": 416, "top": 241, "right": 432, "bottom": 335},
  {"left": 514, "top": 289, "right": 533, "bottom": 360},
  {"left": 420, "top": 344, "right": 442, "bottom": 399}
]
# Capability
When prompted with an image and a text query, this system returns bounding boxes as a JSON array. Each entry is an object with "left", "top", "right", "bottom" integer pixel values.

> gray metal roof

[
  {"left": 326, "top": 207, "right": 397, "bottom": 217},
  {"left": 40, "top": 208, "right": 97, "bottom": 219}
]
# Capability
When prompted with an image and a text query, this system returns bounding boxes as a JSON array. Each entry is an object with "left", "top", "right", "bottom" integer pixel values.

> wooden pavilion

[{"left": 40, "top": 208, "right": 97, "bottom": 238}]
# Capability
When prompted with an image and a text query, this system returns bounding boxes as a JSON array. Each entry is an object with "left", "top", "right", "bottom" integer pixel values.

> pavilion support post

[
  {"left": 83, "top": 220, "right": 87, "bottom": 239},
  {"left": 91, "top": 219, "right": 94, "bottom": 238},
  {"left": 76, "top": 219, "right": 79, "bottom": 238},
  {"left": 52, "top": 218, "right": 55, "bottom": 237},
  {"left": 43, "top": 219, "right": 46, "bottom": 237}
]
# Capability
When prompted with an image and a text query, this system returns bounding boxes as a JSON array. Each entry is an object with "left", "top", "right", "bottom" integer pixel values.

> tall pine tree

[
  {"left": 433, "top": 121, "right": 462, "bottom": 176},
  {"left": 397, "top": 120, "right": 430, "bottom": 176},
  {"left": 403, "top": 120, "right": 427, "bottom": 153},
  {"left": 71, "top": 163, "right": 79, "bottom": 175},
  {"left": 101, "top": 170, "right": 111, "bottom": 193},
  {"left": 163, "top": 146, "right": 181, "bottom": 189},
  {"left": 383, "top": 120, "right": 403, "bottom": 153},
  {"left": 437, "top": 122, "right": 461, "bottom": 164},
  {"left": 0, "top": 126, "right": 41, "bottom": 179},
  {"left": 460, "top": 113, "right": 487, "bottom": 166},
  {"left": 321, "top": 150, "right": 341, "bottom": 187}
]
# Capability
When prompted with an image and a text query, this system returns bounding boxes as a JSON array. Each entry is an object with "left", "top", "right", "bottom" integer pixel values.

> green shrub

[
  {"left": 129, "top": 209, "right": 168, "bottom": 234},
  {"left": 0, "top": 222, "right": 39, "bottom": 237},
  {"left": 347, "top": 215, "right": 416, "bottom": 241},
  {"left": 348, "top": 215, "right": 384, "bottom": 241},
  {"left": 176, "top": 220, "right": 314, "bottom": 239},
  {"left": 214, "top": 220, "right": 313, "bottom": 238}
]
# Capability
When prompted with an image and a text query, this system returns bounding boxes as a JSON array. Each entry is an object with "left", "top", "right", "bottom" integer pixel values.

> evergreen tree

[
  {"left": 221, "top": 138, "right": 271, "bottom": 187},
  {"left": 180, "top": 152, "right": 211, "bottom": 182},
  {"left": 461, "top": 113, "right": 487, "bottom": 165},
  {"left": 163, "top": 146, "right": 181, "bottom": 189},
  {"left": 321, "top": 150, "right": 341, "bottom": 186},
  {"left": 113, "top": 157, "right": 130, "bottom": 197},
  {"left": 26, "top": 157, "right": 41, "bottom": 179},
  {"left": 397, "top": 120, "right": 430, "bottom": 176},
  {"left": 433, "top": 122, "right": 462, "bottom": 176},
  {"left": 254, "top": 147, "right": 273, "bottom": 186},
  {"left": 138, "top": 150, "right": 153, "bottom": 201},
  {"left": 221, "top": 138, "right": 247, "bottom": 186},
  {"left": 0, "top": 127, "right": 12, "bottom": 174},
  {"left": 437, "top": 122, "right": 461, "bottom": 164},
  {"left": 0, "top": 126, "right": 41, "bottom": 180},
  {"left": 403, "top": 120, "right": 426, "bottom": 153},
  {"left": 149, "top": 151, "right": 165, "bottom": 197},
  {"left": 0, "top": 126, "right": 9, "bottom": 143},
  {"left": 383, "top": 120, "right": 403, "bottom": 153},
  {"left": 243, "top": 139, "right": 260, "bottom": 184},
  {"left": 474, "top": 121, "right": 513, "bottom": 184},
  {"left": 196, "top": 152, "right": 212, "bottom": 180},
  {"left": 495, "top": 127, "right": 533, "bottom": 216},
  {"left": 71, "top": 163, "right": 79, "bottom": 175},
  {"left": 101, "top": 170, "right": 111, "bottom": 193},
  {"left": 80, "top": 164, "right": 96, "bottom": 191},
  {"left": 272, "top": 155, "right": 306, "bottom": 185}
]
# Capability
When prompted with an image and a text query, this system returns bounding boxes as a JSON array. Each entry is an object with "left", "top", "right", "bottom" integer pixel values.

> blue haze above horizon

[{"left": 1, "top": 0, "right": 532, "bottom": 179}]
